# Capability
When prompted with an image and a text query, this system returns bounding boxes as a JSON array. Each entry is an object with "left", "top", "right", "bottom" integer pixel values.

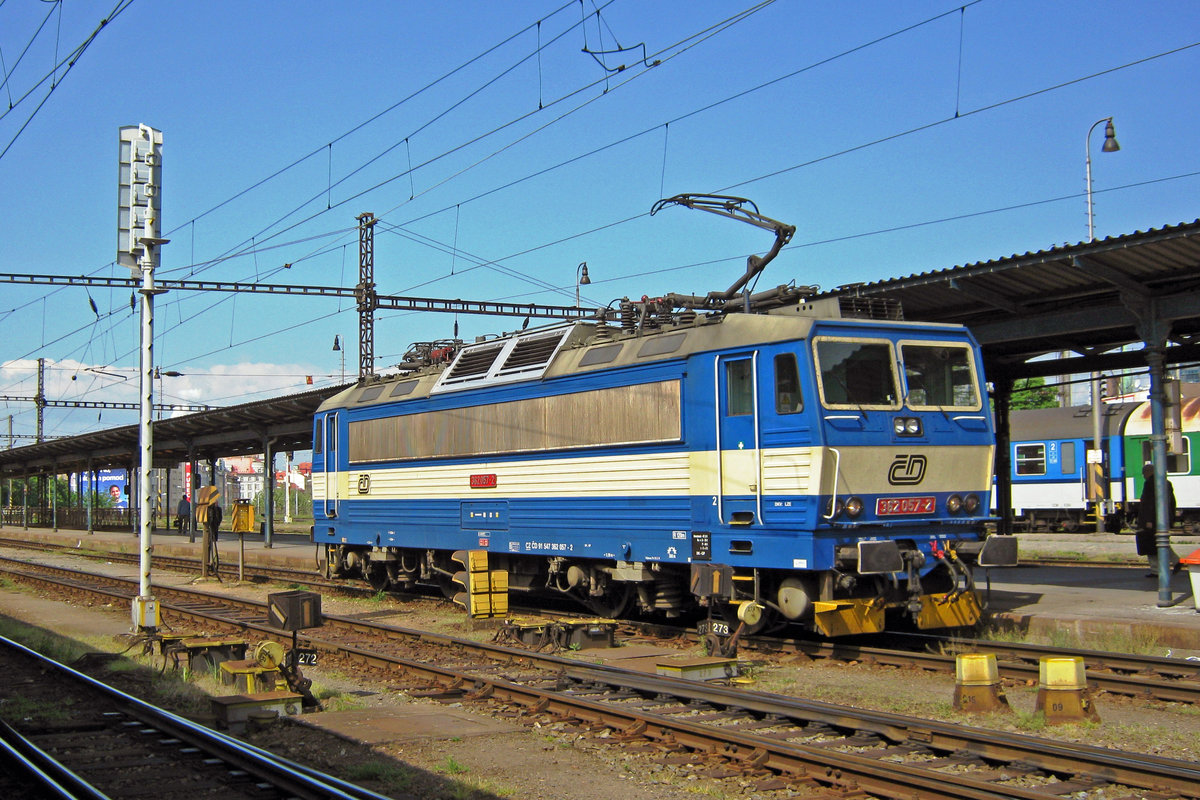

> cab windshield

[
  {"left": 815, "top": 338, "right": 899, "bottom": 408},
  {"left": 899, "top": 343, "right": 980, "bottom": 409}
]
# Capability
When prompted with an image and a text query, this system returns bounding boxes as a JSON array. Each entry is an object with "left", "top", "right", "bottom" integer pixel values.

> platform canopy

[
  {"left": 818, "top": 219, "right": 1200, "bottom": 382},
  {"left": 3, "top": 220, "right": 1200, "bottom": 479},
  {"left": 0, "top": 384, "right": 343, "bottom": 477}
]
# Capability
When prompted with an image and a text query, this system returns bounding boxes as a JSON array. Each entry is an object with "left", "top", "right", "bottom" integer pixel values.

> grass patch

[
  {"left": 1044, "top": 627, "right": 1164, "bottom": 656},
  {"left": 309, "top": 683, "right": 365, "bottom": 712},
  {"left": 0, "top": 617, "right": 95, "bottom": 664},
  {"left": 1013, "top": 709, "right": 1047, "bottom": 732},
  {"left": 436, "top": 755, "right": 469, "bottom": 775},
  {"left": 342, "top": 759, "right": 415, "bottom": 791},
  {"left": 0, "top": 693, "right": 74, "bottom": 724}
]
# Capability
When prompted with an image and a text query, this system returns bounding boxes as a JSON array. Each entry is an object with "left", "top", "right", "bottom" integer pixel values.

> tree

[
  {"left": 252, "top": 486, "right": 312, "bottom": 520},
  {"left": 1010, "top": 377, "right": 1059, "bottom": 410}
]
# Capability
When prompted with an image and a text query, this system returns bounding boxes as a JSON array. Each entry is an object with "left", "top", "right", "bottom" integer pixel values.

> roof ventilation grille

[{"left": 839, "top": 296, "right": 903, "bottom": 321}]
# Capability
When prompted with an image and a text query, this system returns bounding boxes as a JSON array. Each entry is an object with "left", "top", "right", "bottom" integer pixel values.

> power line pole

[
  {"left": 36, "top": 358, "right": 45, "bottom": 443},
  {"left": 357, "top": 212, "right": 377, "bottom": 380}
]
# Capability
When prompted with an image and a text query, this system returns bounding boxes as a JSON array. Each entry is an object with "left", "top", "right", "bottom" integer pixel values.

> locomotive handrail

[
  {"left": 714, "top": 357, "right": 724, "bottom": 525},
  {"left": 753, "top": 351, "right": 763, "bottom": 526},
  {"left": 822, "top": 447, "right": 842, "bottom": 520}
]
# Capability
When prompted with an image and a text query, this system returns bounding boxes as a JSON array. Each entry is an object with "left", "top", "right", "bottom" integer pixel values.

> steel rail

[
  {"left": 0, "top": 718, "right": 111, "bottom": 800},
  {"left": 3, "top": 541, "right": 1200, "bottom": 703},
  {"left": 0, "top": 633, "right": 395, "bottom": 800},
  {"left": 763, "top": 635, "right": 1200, "bottom": 704},
  {"left": 2, "top": 559, "right": 1197, "bottom": 798}
]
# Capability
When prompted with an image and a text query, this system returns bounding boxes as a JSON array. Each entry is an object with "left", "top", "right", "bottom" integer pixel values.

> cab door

[
  {"left": 716, "top": 353, "right": 762, "bottom": 525},
  {"left": 319, "top": 412, "right": 341, "bottom": 518}
]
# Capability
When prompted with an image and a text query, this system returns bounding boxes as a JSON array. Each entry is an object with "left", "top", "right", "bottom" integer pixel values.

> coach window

[
  {"left": 726, "top": 359, "right": 754, "bottom": 415},
  {"left": 774, "top": 353, "right": 802, "bottom": 414},
  {"left": 313, "top": 417, "right": 324, "bottom": 454},
  {"left": 1060, "top": 441, "right": 1076, "bottom": 475},
  {"left": 1015, "top": 443, "right": 1045, "bottom": 475},
  {"left": 1141, "top": 439, "right": 1190, "bottom": 474}
]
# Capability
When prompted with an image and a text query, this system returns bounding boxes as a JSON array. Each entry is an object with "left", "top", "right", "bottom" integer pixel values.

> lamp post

[
  {"left": 332, "top": 335, "right": 344, "bottom": 382},
  {"left": 575, "top": 262, "right": 591, "bottom": 308},
  {"left": 1085, "top": 116, "right": 1120, "bottom": 533},
  {"left": 1085, "top": 117, "right": 1120, "bottom": 243},
  {"left": 154, "top": 368, "right": 183, "bottom": 421}
]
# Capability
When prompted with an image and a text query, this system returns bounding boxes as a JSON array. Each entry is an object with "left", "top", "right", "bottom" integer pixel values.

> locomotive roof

[{"left": 320, "top": 300, "right": 974, "bottom": 413}]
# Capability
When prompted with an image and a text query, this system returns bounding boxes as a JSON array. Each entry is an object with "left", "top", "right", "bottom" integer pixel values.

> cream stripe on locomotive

[{"left": 314, "top": 444, "right": 994, "bottom": 502}]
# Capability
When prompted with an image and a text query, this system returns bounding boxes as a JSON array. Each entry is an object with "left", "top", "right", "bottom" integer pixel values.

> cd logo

[{"left": 888, "top": 454, "right": 926, "bottom": 485}]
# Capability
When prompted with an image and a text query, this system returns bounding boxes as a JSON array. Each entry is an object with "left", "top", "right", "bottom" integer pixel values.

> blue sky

[{"left": 2, "top": 0, "right": 1198, "bottom": 443}]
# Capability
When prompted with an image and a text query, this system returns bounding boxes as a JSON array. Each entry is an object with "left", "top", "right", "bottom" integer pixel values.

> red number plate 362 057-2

[{"left": 875, "top": 496, "right": 936, "bottom": 516}]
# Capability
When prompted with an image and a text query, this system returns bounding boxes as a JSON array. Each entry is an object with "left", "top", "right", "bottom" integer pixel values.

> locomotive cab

[{"left": 690, "top": 311, "right": 1014, "bottom": 636}]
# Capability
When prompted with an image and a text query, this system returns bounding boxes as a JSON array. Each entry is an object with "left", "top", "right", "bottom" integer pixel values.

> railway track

[
  {"left": 1, "top": 557, "right": 1198, "bottom": 799},
  {"left": 0, "top": 633, "right": 396, "bottom": 800},
  {"left": 3, "top": 536, "right": 1200, "bottom": 705},
  {"left": 0, "top": 534, "right": 363, "bottom": 596},
  {"left": 734, "top": 630, "right": 1200, "bottom": 705}
]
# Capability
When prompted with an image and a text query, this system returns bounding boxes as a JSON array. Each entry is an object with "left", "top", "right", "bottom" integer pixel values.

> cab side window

[{"left": 774, "top": 353, "right": 803, "bottom": 414}]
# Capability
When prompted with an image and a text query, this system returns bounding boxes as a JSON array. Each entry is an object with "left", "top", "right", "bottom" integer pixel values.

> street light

[
  {"left": 575, "top": 261, "right": 591, "bottom": 308},
  {"left": 1085, "top": 117, "right": 1120, "bottom": 243},
  {"left": 1085, "top": 116, "right": 1120, "bottom": 532},
  {"left": 332, "top": 335, "right": 344, "bottom": 382},
  {"left": 154, "top": 368, "right": 183, "bottom": 421}
]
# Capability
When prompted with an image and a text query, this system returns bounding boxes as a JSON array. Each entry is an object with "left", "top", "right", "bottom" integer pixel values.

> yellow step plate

[
  {"left": 915, "top": 590, "right": 983, "bottom": 630},
  {"left": 812, "top": 599, "right": 885, "bottom": 637}
]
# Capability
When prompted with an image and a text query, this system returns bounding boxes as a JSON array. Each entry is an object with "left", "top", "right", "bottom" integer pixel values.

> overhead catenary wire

[
  {"left": 0, "top": 0, "right": 135, "bottom": 161},
  {"left": 6, "top": 4, "right": 1198, "bottom": 422}
]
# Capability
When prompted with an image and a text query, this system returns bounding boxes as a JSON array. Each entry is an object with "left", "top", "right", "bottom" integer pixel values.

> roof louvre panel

[{"left": 432, "top": 325, "right": 572, "bottom": 394}]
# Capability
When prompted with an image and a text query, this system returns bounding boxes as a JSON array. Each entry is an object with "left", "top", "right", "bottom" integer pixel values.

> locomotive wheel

[
  {"left": 364, "top": 561, "right": 390, "bottom": 593},
  {"left": 583, "top": 584, "right": 633, "bottom": 619},
  {"left": 437, "top": 575, "right": 458, "bottom": 600}
]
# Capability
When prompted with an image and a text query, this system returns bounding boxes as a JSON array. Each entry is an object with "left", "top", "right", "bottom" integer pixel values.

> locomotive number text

[{"left": 875, "top": 496, "right": 936, "bottom": 516}]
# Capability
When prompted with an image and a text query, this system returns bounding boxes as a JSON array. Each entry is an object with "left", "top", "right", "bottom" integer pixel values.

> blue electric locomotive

[{"left": 311, "top": 293, "right": 1016, "bottom": 636}]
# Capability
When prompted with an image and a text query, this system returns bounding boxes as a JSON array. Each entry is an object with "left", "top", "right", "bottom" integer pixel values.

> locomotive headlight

[
  {"left": 844, "top": 496, "right": 864, "bottom": 517},
  {"left": 906, "top": 418, "right": 922, "bottom": 435},
  {"left": 946, "top": 494, "right": 963, "bottom": 514},
  {"left": 893, "top": 418, "right": 906, "bottom": 434},
  {"left": 964, "top": 493, "right": 981, "bottom": 514}
]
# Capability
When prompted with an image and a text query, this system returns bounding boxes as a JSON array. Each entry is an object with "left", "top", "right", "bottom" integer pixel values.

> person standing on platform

[
  {"left": 1136, "top": 463, "right": 1180, "bottom": 577},
  {"left": 195, "top": 483, "right": 223, "bottom": 577},
  {"left": 176, "top": 496, "right": 190, "bottom": 532}
]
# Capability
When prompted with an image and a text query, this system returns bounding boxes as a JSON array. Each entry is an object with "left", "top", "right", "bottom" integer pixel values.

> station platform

[
  {"left": 985, "top": 532, "right": 1200, "bottom": 655},
  {"left": 2, "top": 523, "right": 1199, "bottom": 654}
]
